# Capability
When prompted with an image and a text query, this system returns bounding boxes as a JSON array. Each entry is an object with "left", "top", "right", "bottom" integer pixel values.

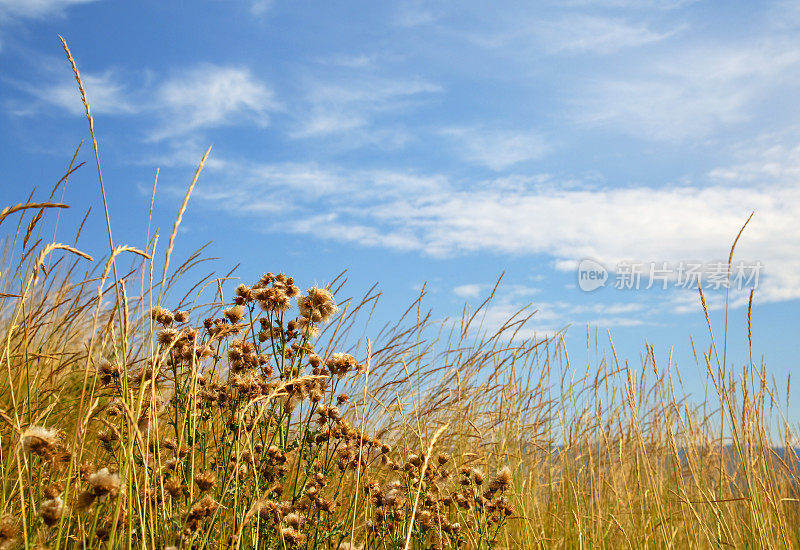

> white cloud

[
  {"left": 471, "top": 300, "right": 555, "bottom": 340},
  {"left": 292, "top": 77, "right": 441, "bottom": 141},
  {"left": 0, "top": 0, "right": 98, "bottom": 53},
  {"left": 0, "top": 0, "right": 97, "bottom": 19},
  {"left": 571, "top": 302, "right": 645, "bottom": 315},
  {"left": 186, "top": 134, "right": 800, "bottom": 307},
  {"left": 558, "top": 0, "right": 697, "bottom": 9},
  {"left": 192, "top": 160, "right": 445, "bottom": 206},
  {"left": 708, "top": 135, "right": 800, "bottom": 184},
  {"left": 24, "top": 70, "right": 137, "bottom": 116},
  {"left": 459, "top": 290, "right": 648, "bottom": 341},
  {"left": 395, "top": 0, "right": 440, "bottom": 27},
  {"left": 151, "top": 65, "right": 279, "bottom": 140},
  {"left": 440, "top": 127, "right": 550, "bottom": 170},
  {"left": 460, "top": 11, "right": 675, "bottom": 58},
  {"left": 767, "top": 0, "right": 800, "bottom": 30},
  {"left": 396, "top": 9, "right": 437, "bottom": 27},
  {"left": 453, "top": 284, "right": 483, "bottom": 298},
  {"left": 575, "top": 43, "right": 800, "bottom": 140},
  {"left": 293, "top": 110, "right": 366, "bottom": 138},
  {"left": 585, "top": 316, "right": 645, "bottom": 327},
  {"left": 135, "top": 138, "right": 229, "bottom": 170},
  {"left": 537, "top": 15, "right": 675, "bottom": 55},
  {"left": 449, "top": 279, "right": 658, "bottom": 337},
  {"left": 12, "top": 62, "right": 278, "bottom": 141},
  {"left": 249, "top": 0, "right": 273, "bottom": 16},
  {"left": 317, "top": 54, "right": 379, "bottom": 69}
]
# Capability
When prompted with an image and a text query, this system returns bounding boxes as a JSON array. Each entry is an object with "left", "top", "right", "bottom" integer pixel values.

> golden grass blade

[
  {"left": 59, "top": 35, "right": 119, "bottom": 286},
  {"left": 404, "top": 423, "right": 448, "bottom": 550},
  {"left": 0, "top": 202, "right": 68, "bottom": 225},
  {"left": 747, "top": 289, "right": 754, "bottom": 347},
  {"left": 31, "top": 243, "right": 93, "bottom": 283},
  {"left": 112, "top": 245, "right": 152, "bottom": 261},
  {"left": 349, "top": 338, "right": 371, "bottom": 549},
  {"left": 728, "top": 210, "right": 755, "bottom": 269},
  {"left": 22, "top": 208, "right": 45, "bottom": 250},
  {"left": 48, "top": 141, "right": 83, "bottom": 201},
  {"left": 160, "top": 146, "right": 212, "bottom": 293}
]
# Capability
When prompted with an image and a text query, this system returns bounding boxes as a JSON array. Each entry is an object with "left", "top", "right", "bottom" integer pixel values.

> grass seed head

[
  {"left": 151, "top": 306, "right": 174, "bottom": 326},
  {"left": 194, "top": 471, "right": 218, "bottom": 492},
  {"left": 21, "top": 426, "right": 60, "bottom": 459},
  {"left": 88, "top": 468, "right": 122, "bottom": 496},
  {"left": 298, "top": 286, "right": 338, "bottom": 323},
  {"left": 39, "top": 497, "right": 64, "bottom": 526},
  {"left": 224, "top": 305, "right": 245, "bottom": 323},
  {"left": 281, "top": 526, "right": 305, "bottom": 545}
]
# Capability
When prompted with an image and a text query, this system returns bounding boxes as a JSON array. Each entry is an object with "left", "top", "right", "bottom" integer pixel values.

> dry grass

[{"left": 0, "top": 42, "right": 799, "bottom": 550}]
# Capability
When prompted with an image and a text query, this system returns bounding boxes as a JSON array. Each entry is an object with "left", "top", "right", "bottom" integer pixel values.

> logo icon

[{"left": 577, "top": 259, "right": 608, "bottom": 292}]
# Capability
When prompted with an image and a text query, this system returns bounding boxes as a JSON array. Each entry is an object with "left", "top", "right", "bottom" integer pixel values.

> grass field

[{"left": 1, "top": 41, "right": 798, "bottom": 550}]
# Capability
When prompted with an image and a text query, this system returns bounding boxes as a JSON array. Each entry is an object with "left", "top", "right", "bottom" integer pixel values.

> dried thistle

[
  {"left": 39, "top": 496, "right": 64, "bottom": 526},
  {"left": 298, "top": 286, "right": 338, "bottom": 323},
  {"left": 21, "top": 426, "right": 60, "bottom": 459},
  {"left": 194, "top": 471, "right": 218, "bottom": 492},
  {"left": 88, "top": 467, "right": 122, "bottom": 496}
]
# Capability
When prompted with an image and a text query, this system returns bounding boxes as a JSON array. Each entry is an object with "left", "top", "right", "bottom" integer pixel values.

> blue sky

[{"left": 1, "top": 0, "right": 798, "bottom": 416}]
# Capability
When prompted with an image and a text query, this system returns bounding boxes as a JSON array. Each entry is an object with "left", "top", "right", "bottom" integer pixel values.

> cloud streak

[
  {"left": 150, "top": 65, "right": 279, "bottom": 140},
  {"left": 0, "top": 0, "right": 97, "bottom": 20},
  {"left": 439, "top": 127, "right": 550, "bottom": 170},
  {"left": 184, "top": 130, "right": 800, "bottom": 307},
  {"left": 18, "top": 69, "right": 137, "bottom": 116},
  {"left": 13, "top": 62, "right": 279, "bottom": 141},
  {"left": 291, "top": 76, "right": 442, "bottom": 142},
  {"left": 574, "top": 42, "right": 800, "bottom": 140},
  {"left": 537, "top": 15, "right": 676, "bottom": 55}
]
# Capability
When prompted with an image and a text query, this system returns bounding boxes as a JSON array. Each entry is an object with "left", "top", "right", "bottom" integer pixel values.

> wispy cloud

[
  {"left": 316, "top": 54, "right": 379, "bottom": 69},
  {"left": 20, "top": 69, "right": 137, "bottom": 116},
  {"left": 0, "top": 0, "right": 98, "bottom": 52},
  {"left": 134, "top": 137, "right": 229, "bottom": 170},
  {"left": 194, "top": 160, "right": 445, "bottom": 202},
  {"left": 249, "top": 0, "right": 274, "bottom": 16},
  {"left": 0, "top": 0, "right": 97, "bottom": 20},
  {"left": 395, "top": 0, "right": 440, "bottom": 27},
  {"left": 453, "top": 284, "right": 483, "bottom": 298},
  {"left": 183, "top": 136, "right": 800, "bottom": 306},
  {"left": 557, "top": 0, "right": 697, "bottom": 9},
  {"left": 469, "top": 300, "right": 554, "bottom": 340},
  {"left": 12, "top": 62, "right": 279, "bottom": 140},
  {"left": 537, "top": 15, "right": 676, "bottom": 55},
  {"left": 291, "top": 76, "right": 442, "bottom": 142},
  {"left": 151, "top": 65, "right": 279, "bottom": 140},
  {"left": 570, "top": 302, "right": 645, "bottom": 315},
  {"left": 456, "top": 287, "right": 648, "bottom": 340},
  {"left": 459, "top": 10, "right": 675, "bottom": 58},
  {"left": 575, "top": 42, "right": 800, "bottom": 140},
  {"left": 439, "top": 127, "right": 550, "bottom": 170},
  {"left": 708, "top": 131, "right": 800, "bottom": 184}
]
